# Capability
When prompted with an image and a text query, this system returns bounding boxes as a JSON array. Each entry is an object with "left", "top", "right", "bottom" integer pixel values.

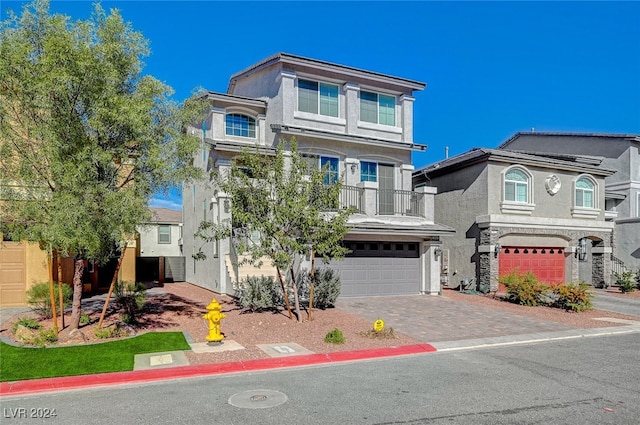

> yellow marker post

[{"left": 373, "top": 319, "right": 385, "bottom": 332}]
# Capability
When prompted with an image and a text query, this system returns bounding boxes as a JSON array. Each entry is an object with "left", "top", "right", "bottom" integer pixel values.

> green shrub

[
  {"left": 324, "top": 328, "right": 345, "bottom": 344},
  {"left": 79, "top": 313, "right": 91, "bottom": 325},
  {"left": 550, "top": 282, "right": 593, "bottom": 312},
  {"left": 38, "top": 328, "right": 58, "bottom": 345},
  {"left": 114, "top": 281, "right": 146, "bottom": 324},
  {"left": 615, "top": 271, "right": 637, "bottom": 293},
  {"left": 12, "top": 317, "right": 42, "bottom": 334},
  {"left": 236, "top": 275, "right": 281, "bottom": 311},
  {"left": 298, "top": 268, "right": 342, "bottom": 309},
  {"left": 499, "top": 270, "right": 549, "bottom": 306},
  {"left": 95, "top": 323, "right": 127, "bottom": 339},
  {"left": 25, "top": 282, "right": 73, "bottom": 319}
]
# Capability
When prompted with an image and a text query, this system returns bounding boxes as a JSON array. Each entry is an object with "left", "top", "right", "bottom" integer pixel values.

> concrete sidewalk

[{"left": 2, "top": 288, "right": 640, "bottom": 397}]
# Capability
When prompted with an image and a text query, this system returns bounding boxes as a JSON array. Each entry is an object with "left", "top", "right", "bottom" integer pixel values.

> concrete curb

[{"left": 0, "top": 343, "right": 436, "bottom": 397}]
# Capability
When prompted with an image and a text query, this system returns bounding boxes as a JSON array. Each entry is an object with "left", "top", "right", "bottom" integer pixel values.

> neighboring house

[
  {"left": 138, "top": 208, "right": 183, "bottom": 257},
  {"left": 497, "top": 132, "right": 640, "bottom": 273},
  {"left": 136, "top": 208, "right": 185, "bottom": 283},
  {"left": 0, "top": 235, "right": 136, "bottom": 307},
  {"left": 1, "top": 186, "right": 137, "bottom": 306},
  {"left": 183, "top": 53, "right": 453, "bottom": 297},
  {"left": 413, "top": 147, "right": 616, "bottom": 291}
]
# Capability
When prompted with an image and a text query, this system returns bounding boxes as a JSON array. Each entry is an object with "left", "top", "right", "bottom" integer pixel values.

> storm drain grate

[{"left": 228, "top": 389, "right": 288, "bottom": 409}]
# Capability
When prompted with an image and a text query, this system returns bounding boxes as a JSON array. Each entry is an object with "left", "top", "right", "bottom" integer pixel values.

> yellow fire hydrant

[{"left": 202, "top": 298, "right": 226, "bottom": 343}]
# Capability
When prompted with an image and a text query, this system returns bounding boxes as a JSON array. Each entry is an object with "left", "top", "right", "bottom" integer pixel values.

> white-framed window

[
  {"left": 303, "top": 154, "right": 339, "bottom": 184},
  {"left": 225, "top": 114, "right": 256, "bottom": 138},
  {"left": 575, "top": 177, "right": 595, "bottom": 208},
  {"left": 360, "top": 161, "right": 377, "bottom": 182},
  {"left": 360, "top": 91, "right": 395, "bottom": 126},
  {"left": 504, "top": 168, "right": 529, "bottom": 203},
  {"left": 158, "top": 225, "right": 171, "bottom": 244},
  {"left": 637, "top": 192, "right": 640, "bottom": 217},
  {"left": 298, "top": 79, "right": 339, "bottom": 117}
]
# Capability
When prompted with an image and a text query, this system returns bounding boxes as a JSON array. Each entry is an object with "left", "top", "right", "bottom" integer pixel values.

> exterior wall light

[
  {"left": 575, "top": 238, "right": 587, "bottom": 261},
  {"left": 434, "top": 247, "right": 442, "bottom": 260},
  {"left": 494, "top": 243, "right": 501, "bottom": 258}
]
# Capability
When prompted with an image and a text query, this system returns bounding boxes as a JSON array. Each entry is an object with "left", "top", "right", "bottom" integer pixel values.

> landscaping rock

[
  {"left": 68, "top": 328, "right": 88, "bottom": 344},
  {"left": 14, "top": 324, "right": 36, "bottom": 343}
]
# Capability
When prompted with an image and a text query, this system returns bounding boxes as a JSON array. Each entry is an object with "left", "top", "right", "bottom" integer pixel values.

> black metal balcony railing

[
  {"left": 377, "top": 189, "right": 424, "bottom": 217},
  {"left": 318, "top": 186, "right": 424, "bottom": 217},
  {"left": 339, "top": 185, "right": 365, "bottom": 213}
]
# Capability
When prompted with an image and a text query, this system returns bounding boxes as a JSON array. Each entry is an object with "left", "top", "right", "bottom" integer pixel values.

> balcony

[{"left": 322, "top": 184, "right": 434, "bottom": 220}]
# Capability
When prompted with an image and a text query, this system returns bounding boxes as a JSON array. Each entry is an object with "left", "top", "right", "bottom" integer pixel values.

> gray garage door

[{"left": 324, "top": 241, "right": 421, "bottom": 297}]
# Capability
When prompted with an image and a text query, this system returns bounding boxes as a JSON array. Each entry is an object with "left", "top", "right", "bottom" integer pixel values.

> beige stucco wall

[
  {"left": 120, "top": 246, "right": 136, "bottom": 282},
  {"left": 25, "top": 242, "right": 49, "bottom": 291}
]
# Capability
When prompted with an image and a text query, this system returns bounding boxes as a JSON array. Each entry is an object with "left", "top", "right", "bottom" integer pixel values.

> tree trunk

[
  {"left": 289, "top": 266, "right": 302, "bottom": 322},
  {"left": 276, "top": 266, "right": 293, "bottom": 320},
  {"left": 47, "top": 254, "right": 58, "bottom": 333},
  {"left": 98, "top": 250, "right": 125, "bottom": 327},
  {"left": 57, "top": 255, "right": 64, "bottom": 329},
  {"left": 69, "top": 258, "right": 84, "bottom": 330},
  {"left": 308, "top": 249, "right": 315, "bottom": 321}
]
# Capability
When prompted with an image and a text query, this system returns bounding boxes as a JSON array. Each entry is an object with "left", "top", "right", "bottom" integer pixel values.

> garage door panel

[
  {"left": 0, "top": 242, "right": 26, "bottom": 306},
  {"left": 325, "top": 257, "right": 420, "bottom": 297},
  {"left": 499, "top": 246, "right": 565, "bottom": 284}
]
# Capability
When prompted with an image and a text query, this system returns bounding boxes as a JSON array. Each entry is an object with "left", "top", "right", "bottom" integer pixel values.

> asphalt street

[{"left": 3, "top": 333, "right": 639, "bottom": 425}]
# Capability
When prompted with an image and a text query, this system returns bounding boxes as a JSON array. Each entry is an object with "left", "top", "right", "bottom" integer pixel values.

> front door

[{"left": 378, "top": 164, "right": 394, "bottom": 215}]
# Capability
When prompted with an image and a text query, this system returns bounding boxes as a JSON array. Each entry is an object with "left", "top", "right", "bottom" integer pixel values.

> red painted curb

[{"left": 0, "top": 343, "right": 436, "bottom": 397}]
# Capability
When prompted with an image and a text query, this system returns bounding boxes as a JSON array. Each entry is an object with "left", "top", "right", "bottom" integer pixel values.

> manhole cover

[
  {"left": 250, "top": 395, "right": 268, "bottom": 402},
  {"left": 228, "top": 389, "right": 288, "bottom": 409}
]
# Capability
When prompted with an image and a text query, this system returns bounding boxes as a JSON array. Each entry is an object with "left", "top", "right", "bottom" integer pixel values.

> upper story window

[
  {"left": 298, "top": 79, "right": 339, "bottom": 117},
  {"left": 225, "top": 114, "right": 256, "bottom": 138},
  {"left": 360, "top": 161, "right": 377, "bottom": 182},
  {"left": 158, "top": 225, "right": 171, "bottom": 244},
  {"left": 575, "top": 177, "right": 595, "bottom": 208},
  {"left": 504, "top": 169, "right": 529, "bottom": 203},
  {"left": 360, "top": 91, "right": 395, "bottom": 126},
  {"left": 303, "top": 154, "right": 339, "bottom": 184}
]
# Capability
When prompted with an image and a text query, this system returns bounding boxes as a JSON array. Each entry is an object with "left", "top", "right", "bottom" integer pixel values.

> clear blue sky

[{"left": 3, "top": 1, "right": 639, "bottom": 210}]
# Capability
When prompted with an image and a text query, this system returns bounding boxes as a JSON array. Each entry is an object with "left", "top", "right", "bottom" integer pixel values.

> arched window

[
  {"left": 504, "top": 168, "right": 529, "bottom": 203},
  {"left": 575, "top": 177, "right": 595, "bottom": 208},
  {"left": 225, "top": 114, "right": 256, "bottom": 138}
]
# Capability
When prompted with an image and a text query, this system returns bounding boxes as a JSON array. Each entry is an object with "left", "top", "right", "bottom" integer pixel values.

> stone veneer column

[{"left": 478, "top": 228, "right": 498, "bottom": 292}]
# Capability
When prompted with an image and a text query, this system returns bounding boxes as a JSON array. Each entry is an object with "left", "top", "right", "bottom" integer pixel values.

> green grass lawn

[{"left": 0, "top": 332, "right": 190, "bottom": 382}]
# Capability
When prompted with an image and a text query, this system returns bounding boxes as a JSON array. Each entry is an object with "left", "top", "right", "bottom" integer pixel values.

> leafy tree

[
  {"left": 195, "top": 139, "right": 353, "bottom": 322},
  {"left": 0, "top": 0, "right": 204, "bottom": 329}
]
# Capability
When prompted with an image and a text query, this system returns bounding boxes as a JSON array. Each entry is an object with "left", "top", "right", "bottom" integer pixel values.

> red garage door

[{"left": 499, "top": 247, "right": 565, "bottom": 284}]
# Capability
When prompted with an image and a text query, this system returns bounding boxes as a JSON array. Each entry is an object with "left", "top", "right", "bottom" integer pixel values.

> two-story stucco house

[
  {"left": 498, "top": 132, "right": 640, "bottom": 272},
  {"left": 137, "top": 208, "right": 183, "bottom": 258},
  {"left": 182, "top": 53, "right": 453, "bottom": 298},
  {"left": 413, "top": 147, "right": 616, "bottom": 291}
]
